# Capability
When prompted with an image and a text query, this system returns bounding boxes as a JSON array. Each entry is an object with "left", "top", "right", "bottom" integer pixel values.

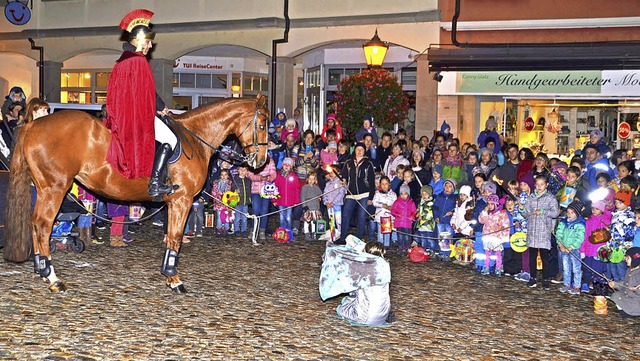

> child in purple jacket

[
  {"left": 391, "top": 184, "right": 417, "bottom": 255},
  {"left": 323, "top": 165, "right": 346, "bottom": 238}
]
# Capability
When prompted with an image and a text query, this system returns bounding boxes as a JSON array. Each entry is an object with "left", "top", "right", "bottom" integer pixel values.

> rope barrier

[
  {"left": 68, "top": 196, "right": 166, "bottom": 225},
  {"left": 201, "top": 179, "right": 517, "bottom": 244},
  {"left": 59, "top": 170, "right": 639, "bottom": 294},
  {"left": 553, "top": 227, "right": 638, "bottom": 291},
  {"left": 203, "top": 184, "right": 345, "bottom": 245},
  {"left": 64, "top": 172, "right": 634, "bottom": 291}
]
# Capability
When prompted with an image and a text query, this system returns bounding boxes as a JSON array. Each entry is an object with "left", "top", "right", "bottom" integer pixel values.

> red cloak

[{"left": 105, "top": 51, "right": 156, "bottom": 179}]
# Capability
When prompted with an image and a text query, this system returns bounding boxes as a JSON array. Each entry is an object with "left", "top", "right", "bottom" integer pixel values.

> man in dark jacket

[
  {"left": 376, "top": 132, "right": 393, "bottom": 172},
  {"left": 493, "top": 143, "right": 520, "bottom": 196}
]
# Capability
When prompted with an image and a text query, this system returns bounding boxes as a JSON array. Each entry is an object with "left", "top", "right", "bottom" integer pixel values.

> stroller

[{"left": 49, "top": 193, "right": 87, "bottom": 254}]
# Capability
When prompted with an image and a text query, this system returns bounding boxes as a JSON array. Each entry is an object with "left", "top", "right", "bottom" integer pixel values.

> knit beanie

[
  {"left": 519, "top": 171, "right": 535, "bottom": 191},
  {"left": 483, "top": 181, "right": 497, "bottom": 195},
  {"left": 486, "top": 117, "right": 497, "bottom": 129},
  {"left": 567, "top": 200, "right": 584, "bottom": 217},
  {"left": 400, "top": 184, "right": 411, "bottom": 196},
  {"left": 626, "top": 247, "right": 640, "bottom": 268},
  {"left": 592, "top": 200, "right": 607, "bottom": 213},
  {"left": 552, "top": 162, "right": 568, "bottom": 172},
  {"left": 354, "top": 142, "right": 366, "bottom": 152},
  {"left": 433, "top": 164, "right": 443, "bottom": 176},
  {"left": 441, "top": 120, "right": 451, "bottom": 134},
  {"left": 285, "top": 119, "right": 297, "bottom": 128},
  {"left": 420, "top": 185, "right": 433, "bottom": 197},
  {"left": 327, "top": 141, "right": 337, "bottom": 150},
  {"left": 590, "top": 129, "right": 604, "bottom": 140},
  {"left": 486, "top": 194, "right": 502, "bottom": 214},
  {"left": 459, "top": 185, "right": 471, "bottom": 197},
  {"left": 486, "top": 194, "right": 500, "bottom": 205},
  {"left": 282, "top": 157, "right": 294, "bottom": 167},
  {"left": 444, "top": 178, "right": 457, "bottom": 190},
  {"left": 615, "top": 190, "right": 632, "bottom": 207}
]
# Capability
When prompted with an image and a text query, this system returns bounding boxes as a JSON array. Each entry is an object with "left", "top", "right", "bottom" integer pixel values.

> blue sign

[{"left": 5, "top": 1, "right": 31, "bottom": 26}]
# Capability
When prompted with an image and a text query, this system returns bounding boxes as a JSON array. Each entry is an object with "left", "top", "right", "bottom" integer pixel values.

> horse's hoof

[
  {"left": 49, "top": 281, "right": 67, "bottom": 293},
  {"left": 168, "top": 283, "right": 187, "bottom": 294}
]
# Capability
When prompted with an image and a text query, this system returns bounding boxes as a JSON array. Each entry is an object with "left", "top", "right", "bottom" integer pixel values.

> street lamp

[{"left": 362, "top": 29, "right": 388, "bottom": 68}]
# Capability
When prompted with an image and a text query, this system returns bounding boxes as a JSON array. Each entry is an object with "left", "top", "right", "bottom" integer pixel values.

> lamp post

[{"left": 362, "top": 29, "right": 388, "bottom": 68}]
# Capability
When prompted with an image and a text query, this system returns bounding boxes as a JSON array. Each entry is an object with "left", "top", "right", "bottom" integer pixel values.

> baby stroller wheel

[
  {"left": 49, "top": 240, "right": 57, "bottom": 254},
  {"left": 72, "top": 239, "right": 85, "bottom": 254}
]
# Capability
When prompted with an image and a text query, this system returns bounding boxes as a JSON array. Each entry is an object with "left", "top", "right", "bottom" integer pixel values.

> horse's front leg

[
  {"left": 32, "top": 193, "right": 67, "bottom": 292},
  {"left": 161, "top": 199, "right": 191, "bottom": 294}
]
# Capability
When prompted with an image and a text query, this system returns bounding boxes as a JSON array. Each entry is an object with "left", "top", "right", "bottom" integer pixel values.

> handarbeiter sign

[{"left": 443, "top": 70, "right": 640, "bottom": 96}]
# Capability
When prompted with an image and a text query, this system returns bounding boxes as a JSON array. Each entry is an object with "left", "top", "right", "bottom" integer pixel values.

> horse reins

[{"left": 162, "top": 106, "right": 269, "bottom": 165}]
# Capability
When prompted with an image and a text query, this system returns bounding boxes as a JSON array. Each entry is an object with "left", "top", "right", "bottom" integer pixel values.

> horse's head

[{"left": 235, "top": 94, "right": 269, "bottom": 169}]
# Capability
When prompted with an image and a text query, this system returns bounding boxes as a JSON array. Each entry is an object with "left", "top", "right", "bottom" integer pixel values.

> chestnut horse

[{"left": 3, "top": 95, "right": 269, "bottom": 293}]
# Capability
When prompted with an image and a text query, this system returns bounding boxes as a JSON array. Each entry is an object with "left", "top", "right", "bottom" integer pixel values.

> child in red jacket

[
  {"left": 273, "top": 157, "right": 301, "bottom": 231},
  {"left": 391, "top": 184, "right": 417, "bottom": 255}
]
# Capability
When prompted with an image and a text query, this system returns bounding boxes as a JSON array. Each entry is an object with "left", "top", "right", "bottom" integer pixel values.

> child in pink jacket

[
  {"left": 280, "top": 119, "right": 300, "bottom": 142},
  {"left": 580, "top": 200, "right": 612, "bottom": 292},
  {"left": 320, "top": 141, "right": 339, "bottom": 168},
  {"left": 478, "top": 194, "right": 511, "bottom": 276},
  {"left": 391, "top": 184, "right": 417, "bottom": 255},
  {"left": 273, "top": 158, "right": 301, "bottom": 231}
]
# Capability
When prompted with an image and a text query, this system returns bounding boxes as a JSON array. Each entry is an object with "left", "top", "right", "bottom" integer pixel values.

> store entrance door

[{"left": 304, "top": 66, "right": 323, "bottom": 134}]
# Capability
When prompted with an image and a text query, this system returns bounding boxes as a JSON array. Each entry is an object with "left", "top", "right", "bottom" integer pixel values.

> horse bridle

[{"left": 235, "top": 107, "right": 270, "bottom": 166}]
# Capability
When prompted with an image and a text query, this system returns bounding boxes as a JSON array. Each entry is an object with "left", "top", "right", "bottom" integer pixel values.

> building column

[
  {"left": 270, "top": 56, "right": 295, "bottom": 116},
  {"left": 415, "top": 55, "right": 438, "bottom": 139},
  {"left": 42, "top": 61, "right": 62, "bottom": 103},
  {"left": 150, "top": 59, "right": 174, "bottom": 109}
]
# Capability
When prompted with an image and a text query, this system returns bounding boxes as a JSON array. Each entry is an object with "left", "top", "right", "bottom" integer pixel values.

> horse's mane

[{"left": 172, "top": 98, "right": 254, "bottom": 120}]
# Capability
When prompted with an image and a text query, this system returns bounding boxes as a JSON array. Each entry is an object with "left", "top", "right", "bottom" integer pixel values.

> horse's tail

[{"left": 3, "top": 123, "right": 33, "bottom": 262}]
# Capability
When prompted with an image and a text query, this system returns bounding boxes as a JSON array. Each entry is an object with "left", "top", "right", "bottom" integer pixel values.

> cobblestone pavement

[{"left": 0, "top": 224, "right": 637, "bottom": 360}]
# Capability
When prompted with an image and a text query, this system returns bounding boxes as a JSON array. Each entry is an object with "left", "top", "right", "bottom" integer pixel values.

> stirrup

[{"left": 148, "top": 181, "right": 176, "bottom": 196}]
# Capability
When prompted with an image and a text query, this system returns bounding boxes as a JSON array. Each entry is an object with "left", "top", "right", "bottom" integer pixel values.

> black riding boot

[{"left": 148, "top": 143, "right": 175, "bottom": 197}]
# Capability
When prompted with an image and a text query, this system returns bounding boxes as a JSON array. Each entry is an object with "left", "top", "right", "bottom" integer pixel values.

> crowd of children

[
  {"left": 197, "top": 113, "right": 637, "bottom": 319},
  {"left": 68, "top": 109, "right": 638, "bottom": 320}
]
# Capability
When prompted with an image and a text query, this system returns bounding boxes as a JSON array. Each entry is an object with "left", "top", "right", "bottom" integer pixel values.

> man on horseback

[{"left": 105, "top": 9, "right": 178, "bottom": 197}]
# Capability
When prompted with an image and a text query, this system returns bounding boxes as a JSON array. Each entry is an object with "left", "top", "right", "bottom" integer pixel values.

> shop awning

[{"left": 427, "top": 43, "right": 640, "bottom": 72}]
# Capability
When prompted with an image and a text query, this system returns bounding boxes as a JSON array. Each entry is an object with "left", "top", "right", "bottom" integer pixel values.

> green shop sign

[{"left": 457, "top": 71, "right": 605, "bottom": 94}]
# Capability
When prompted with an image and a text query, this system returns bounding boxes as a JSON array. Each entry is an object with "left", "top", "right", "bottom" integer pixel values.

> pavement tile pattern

[{"left": 0, "top": 224, "right": 637, "bottom": 360}]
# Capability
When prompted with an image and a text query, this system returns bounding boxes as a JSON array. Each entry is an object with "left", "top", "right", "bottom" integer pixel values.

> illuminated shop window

[{"left": 60, "top": 70, "right": 110, "bottom": 104}]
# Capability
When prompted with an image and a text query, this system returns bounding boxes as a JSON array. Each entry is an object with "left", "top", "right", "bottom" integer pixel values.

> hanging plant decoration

[{"left": 335, "top": 68, "right": 409, "bottom": 138}]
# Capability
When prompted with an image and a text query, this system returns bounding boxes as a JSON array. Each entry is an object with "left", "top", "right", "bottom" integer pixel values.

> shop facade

[
  {"left": 438, "top": 69, "right": 640, "bottom": 156},
  {"left": 0, "top": 0, "right": 440, "bottom": 138},
  {"left": 299, "top": 46, "right": 418, "bottom": 134}
]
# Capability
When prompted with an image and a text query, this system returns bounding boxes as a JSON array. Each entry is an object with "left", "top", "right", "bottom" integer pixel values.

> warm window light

[
  {"left": 231, "top": 85, "right": 241, "bottom": 98},
  {"left": 362, "top": 29, "right": 388, "bottom": 68},
  {"left": 84, "top": 73, "right": 91, "bottom": 79}
]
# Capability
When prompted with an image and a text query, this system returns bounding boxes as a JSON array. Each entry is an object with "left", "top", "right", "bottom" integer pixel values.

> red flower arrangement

[{"left": 335, "top": 68, "right": 409, "bottom": 138}]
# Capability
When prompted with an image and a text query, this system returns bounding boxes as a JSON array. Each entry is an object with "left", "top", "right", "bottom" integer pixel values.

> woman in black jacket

[{"left": 338, "top": 142, "right": 375, "bottom": 244}]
